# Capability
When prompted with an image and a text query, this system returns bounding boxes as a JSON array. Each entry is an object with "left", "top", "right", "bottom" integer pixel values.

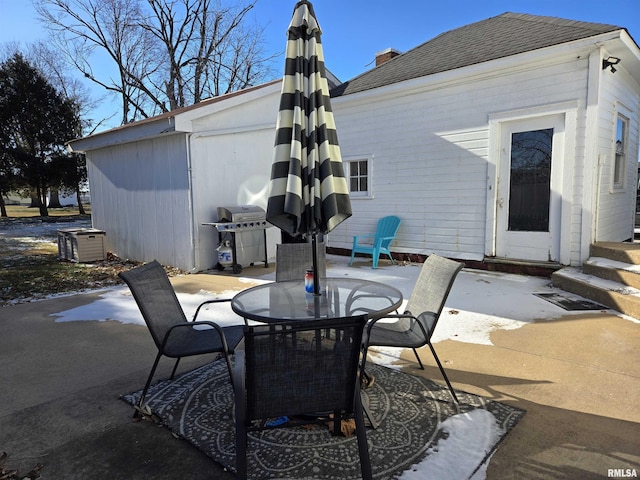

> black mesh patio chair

[
  {"left": 234, "top": 315, "right": 372, "bottom": 480},
  {"left": 364, "top": 255, "right": 463, "bottom": 403},
  {"left": 119, "top": 260, "right": 244, "bottom": 417},
  {"left": 275, "top": 242, "right": 327, "bottom": 282}
]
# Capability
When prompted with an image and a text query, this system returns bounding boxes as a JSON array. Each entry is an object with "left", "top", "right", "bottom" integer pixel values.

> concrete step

[
  {"left": 583, "top": 257, "right": 640, "bottom": 291},
  {"left": 551, "top": 267, "right": 640, "bottom": 319},
  {"left": 590, "top": 242, "right": 640, "bottom": 264}
]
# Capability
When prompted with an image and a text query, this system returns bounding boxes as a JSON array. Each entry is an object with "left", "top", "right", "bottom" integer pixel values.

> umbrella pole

[{"left": 312, "top": 234, "right": 320, "bottom": 295}]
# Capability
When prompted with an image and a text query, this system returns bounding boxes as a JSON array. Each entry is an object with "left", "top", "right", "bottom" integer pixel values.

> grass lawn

[
  {"left": 1, "top": 205, "right": 186, "bottom": 306},
  {"left": 0, "top": 207, "right": 146, "bottom": 306},
  {"left": 2, "top": 204, "right": 90, "bottom": 218}
]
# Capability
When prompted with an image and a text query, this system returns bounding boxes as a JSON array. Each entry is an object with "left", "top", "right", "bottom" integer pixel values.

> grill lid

[{"left": 217, "top": 205, "right": 265, "bottom": 222}]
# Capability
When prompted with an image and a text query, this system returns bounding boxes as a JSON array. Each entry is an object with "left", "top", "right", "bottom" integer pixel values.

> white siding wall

[
  {"left": 81, "top": 50, "right": 640, "bottom": 270},
  {"left": 86, "top": 134, "right": 194, "bottom": 270},
  {"left": 190, "top": 91, "right": 281, "bottom": 270},
  {"left": 594, "top": 63, "right": 640, "bottom": 243},
  {"left": 83, "top": 86, "right": 281, "bottom": 273},
  {"left": 331, "top": 55, "right": 592, "bottom": 263}
]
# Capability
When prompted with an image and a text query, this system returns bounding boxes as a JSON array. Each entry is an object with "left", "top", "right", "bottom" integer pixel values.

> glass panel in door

[{"left": 508, "top": 128, "right": 553, "bottom": 232}]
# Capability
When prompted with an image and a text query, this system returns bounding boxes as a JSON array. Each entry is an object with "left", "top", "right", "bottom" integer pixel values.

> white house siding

[
  {"left": 72, "top": 81, "right": 283, "bottom": 273},
  {"left": 72, "top": 38, "right": 639, "bottom": 270},
  {"left": 593, "top": 63, "right": 640, "bottom": 244},
  {"left": 331, "top": 52, "right": 593, "bottom": 265},
  {"left": 86, "top": 134, "right": 194, "bottom": 269},
  {"left": 188, "top": 90, "right": 282, "bottom": 271}
]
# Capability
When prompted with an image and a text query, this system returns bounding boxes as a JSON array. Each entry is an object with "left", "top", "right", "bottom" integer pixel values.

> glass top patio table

[{"left": 231, "top": 277, "right": 403, "bottom": 323}]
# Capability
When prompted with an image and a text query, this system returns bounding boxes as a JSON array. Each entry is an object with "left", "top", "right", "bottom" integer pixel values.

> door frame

[{"left": 486, "top": 102, "right": 578, "bottom": 264}]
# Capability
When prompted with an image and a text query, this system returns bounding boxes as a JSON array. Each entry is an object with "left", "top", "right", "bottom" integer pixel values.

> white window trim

[
  {"left": 344, "top": 154, "right": 374, "bottom": 199},
  {"left": 612, "top": 109, "right": 630, "bottom": 191}
]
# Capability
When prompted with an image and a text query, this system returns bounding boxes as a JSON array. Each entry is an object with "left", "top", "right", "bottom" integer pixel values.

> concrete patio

[{"left": 0, "top": 257, "right": 638, "bottom": 479}]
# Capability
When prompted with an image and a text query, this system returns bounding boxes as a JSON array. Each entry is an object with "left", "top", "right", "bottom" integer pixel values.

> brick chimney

[{"left": 375, "top": 48, "right": 401, "bottom": 66}]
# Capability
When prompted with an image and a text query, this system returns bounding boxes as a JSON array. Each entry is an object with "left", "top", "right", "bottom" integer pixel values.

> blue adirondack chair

[{"left": 350, "top": 216, "right": 401, "bottom": 268}]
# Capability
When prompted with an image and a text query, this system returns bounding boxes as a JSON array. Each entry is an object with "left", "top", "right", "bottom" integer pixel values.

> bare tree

[
  {"left": 35, "top": 0, "right": 275, "bottom": 125},
  {"left": 35, "top": 0, "right": 154, "bottom": 124},
  {"left": 28, "top": 41, "right": 112, "bottom": 134}
]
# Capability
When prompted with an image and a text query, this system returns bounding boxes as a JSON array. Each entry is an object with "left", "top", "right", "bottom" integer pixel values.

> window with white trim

[
  {"left": 346, "top": 157, "right": 372, "bottom": 197},
  {"left": 613, "top": 114, "right": 628, "bottom": 189}
]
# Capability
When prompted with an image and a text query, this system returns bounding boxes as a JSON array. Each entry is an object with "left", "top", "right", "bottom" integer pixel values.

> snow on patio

[
  {"left": 47, "top": 256, "right": 611, "bottom": 479},
  {"left": 51, "top": 255, "right": 610, "bottom": 344}
]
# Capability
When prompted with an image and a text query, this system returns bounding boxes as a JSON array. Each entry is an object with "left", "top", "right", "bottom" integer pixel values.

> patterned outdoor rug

[{"left": 122, "top": 359, "right": 525, "bottom": 479}]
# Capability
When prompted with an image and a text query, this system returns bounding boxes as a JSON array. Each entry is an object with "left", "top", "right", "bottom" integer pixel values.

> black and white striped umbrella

[{"left": 266, "top": 0, "right": 351, "bottom": 242}]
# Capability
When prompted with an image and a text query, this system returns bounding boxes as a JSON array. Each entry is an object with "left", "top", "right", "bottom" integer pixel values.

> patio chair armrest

[
  {"left": 347, "top": 292, "right": 398, "bottom": 316},
  {"left": 366, "top": 311, "right": 412, "bottom": 324},
  {"left": 365, "top": 312, "right": 427, "bottom": 337},
  {"left": 361, "top": 313, "right": 420, "bottom": 372},
  {"left": 193, "top": 298, "right": 232, "bottom": 321},
  {"left": 374, "top": 235, "right": 397, "bottom": 245},
  {"left": 162, "top": 320, "right": 233, "bottom": 354},
  {"left": 349, "top": 306, "right": 379, "bottom": 316}
]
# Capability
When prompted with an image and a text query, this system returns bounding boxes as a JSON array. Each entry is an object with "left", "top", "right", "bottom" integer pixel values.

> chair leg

[
  {"left": 354, "top": 387, "right": 373, "bottom": 480},
  {"left": 372, "top": 251, "right": 379, "bottom": 269},
  {"left": 235, "top": 428, "right": 248, "bottom": 479},
  {"left": 223, "top": 353, "right": 235, "bottom": 385},
  {"left": 170, "top": 358, "right": 181, "bottom": 380},
  {"left": 361, "top": 392, "right": 379, "bottom": 430},
  {"left": 332, "top": 410, "right": 342, "bottom": 436},
  {"left": 357, "top": 353, "right": 378, "bottom": 429},
  {"left": 233, "top": 349, "right": 248, "bottom": 477},
  {"left": 412, "top": 348, "right": 425, "bottom": 369},
  {"left": 427, "top": 342, "right": 459, "bottom": 403},
  {"left": 135, "top": 351, "right": 163, "bottom": 418},
  {"left": 235, "top": 402, "right": 248, "bottom": 478}
]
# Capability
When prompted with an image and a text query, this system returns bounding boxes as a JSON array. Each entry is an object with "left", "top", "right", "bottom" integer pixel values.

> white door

[{"left": 495, "top": 115, "right": 564, "bottom": 262}]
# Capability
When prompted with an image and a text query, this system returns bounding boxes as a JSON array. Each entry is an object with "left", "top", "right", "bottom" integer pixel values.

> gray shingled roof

[{"left": 331, "top": 12, "right": 623, "bottom": 97}]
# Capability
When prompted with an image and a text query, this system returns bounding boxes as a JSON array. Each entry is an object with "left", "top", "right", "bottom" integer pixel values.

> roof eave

[
  {"left": 601, "top": 29, "right": 640, "bottom": 81},
  {"left": 68, "top": 79, "right": 282, "bottom": 153},
  {"left": 68, "top": 116, "right": 177, "bottom": 153},
  {"left": 334, "top": 30, "right": 636, "bottom": 104},
  {"left": 172, "top": 80, "right": 282, "bottom": 131}
]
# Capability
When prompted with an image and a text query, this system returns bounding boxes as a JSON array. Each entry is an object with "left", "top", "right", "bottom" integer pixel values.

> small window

[
  {"left": 613, "top": 115, "right": 628, "bottom": 189},
  {"left": 346, "top": 157, "right": 372, "bottom": 197}
]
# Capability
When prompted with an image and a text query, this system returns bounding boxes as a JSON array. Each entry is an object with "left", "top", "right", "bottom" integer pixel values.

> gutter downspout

[
  {"left": 186, "top": 133, "right": 199, "bottom": 273},
  {"left": 582, "top": 48, "right": 603, "bottom": 264},
  {"left": 595, "top": 154, "right": 603, "bottom": 241}
]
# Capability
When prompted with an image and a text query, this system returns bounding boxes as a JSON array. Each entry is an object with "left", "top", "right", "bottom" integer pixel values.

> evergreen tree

[{"left": 0, "top": 53, "right": 82, "bottom": 216}]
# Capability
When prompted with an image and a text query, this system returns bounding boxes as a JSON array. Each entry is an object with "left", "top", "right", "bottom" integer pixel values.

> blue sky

[
  {"left": 252, "top": 0, "right": 640, "bottom": 82},
  {"left": 1, "top": 0, "right": 639, "bottom": 131}
]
